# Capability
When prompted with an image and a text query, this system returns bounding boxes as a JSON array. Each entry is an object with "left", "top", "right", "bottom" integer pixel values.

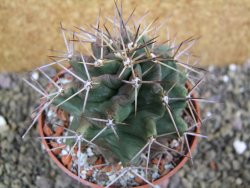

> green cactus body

[{"left": 51, "top": 32, "right": 188, "bottom": 165}]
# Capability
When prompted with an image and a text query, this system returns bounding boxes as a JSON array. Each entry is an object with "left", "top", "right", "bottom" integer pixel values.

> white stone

[
  {"left": 92, "top": 169, "right": 97, "bottom": 179},
  {"left": 206, "top": 111, "right": 212, "bottom": 118},
  {"left": 233, "top": 140, "right": 247, "bottom": 154},
  {"left": 208, "top": 65, "right": 215, "bottom": 72},
  {"left": 87, "top": 147, "right": 94, "bottom": 157},
  {"left": 164, "top": 163, "right": 173, "bottom": 170},
  {"left": 222, "top": 75, "right": 229, "bottom": 83},
  {"left": 154, "top": 185, "right": 161, "bottom": 188},
  {"left": 61, "top": 149, "right": 68, "bottom": 155},
  {"left": 0, "top": 116, "right": 7, "bottom": 127},
  {"left": 31, "top": 71, "right": 39, "bottom": 80},
  {"left": 59, "top": 78, "right": 71, "bottom": 84},
  {"left": 139, "top": 169, "right": 145, "bottom": 177},
  {"left": 153, "top": 185, "right": 161, "bottom": 188},
  {"left": 152, "top": 172, "right": 160, "bottom": 180},
  {"left": 127, "top": 171, "right": 135, "bottom": 178},
  {"left": 229, "top": 64, "right": 237, "bottom": 72},
  {"left": 47, "top": 110, "right": 55, "bottom": 119},
  {"left": 66, "top": 145, "right": 70, "bottom": 151},
  {"left": 80, "top": 170, "right": 87, "bottom": 179},
  {"left": 0, "top": 116, "right": 8, "bottom": 133},
  {"left": 170, "top": 139, "right": 179, "bottom": 148},
  {"left": 78, "top": 153, "right": 88, "bottom": 166},
  {"left": 236, "top": 177, "right": 242, "bottom": 185}
]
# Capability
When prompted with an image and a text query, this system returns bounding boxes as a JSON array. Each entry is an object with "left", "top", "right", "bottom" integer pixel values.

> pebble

[
  {"left": 170, "top": 139, "right": 179, "bottom": 148},
  {"left": 127, "top": 171, "right": 135, "bottom": 178},
  {"left": 0, "top": 165, "right": 3, "bottom": 176},
  {"left": 232, "top": 112, "right": 243, "bottom": 130},
  {"left": 206, "top": 111, "right": 212, "bottom": 118},
  {"left": 229, "top": 64, "right": 237, "bottom": 72},
  {"left": 0, "top": 73, "right": 12, "bottom": 89},
  {"left": 77, "top": 152, "right": 88, "bottom": 167},
  {"left": 152, "top": 172, "right": 160, "bottom": 180},
  {"left": 54, "top": 174, "right": 74, "bottom": 188},
  {"left": 222, "top": 75, "right": 229, "bottom": 82},
  {"left": 154, "top": 185, "right": 161, "bottom": 188},
  {"left": 59, "top": 78, "right": 72, "bottom": 84},
  {"left": 80, "top": 170, "right": 87, "bottom": 179},
  {"left": 0, "top": 115, "right": 8, "bottom": 133},
  {"left": 35, "top": 176, "right": 53, "bottom": 188},
  {"left": 232, "top": 160, "right": 240, "bottom": 170},
  {"left": 0, "top": 183, "right": 6, "bottom": 188},
  {"left": 233, "top": 140, "right": 247, "bottom": 154},
  {"left": 108, "top": 173, "right": 117, "bottom": 181},
  {"left": 87, "top": 147, "right": 94, "bottom": 157},
  {"left": 164, "top": 163, "right": 174, "bottom": 170},
  {"left": 61, "top": 149, "right": 68, "bottom": 155},
  {"left": 236, "top": 177, "right": 242, "bottom": 185},
  {"left": 31, "top": 71, "right": 39, "bottom": 80}
]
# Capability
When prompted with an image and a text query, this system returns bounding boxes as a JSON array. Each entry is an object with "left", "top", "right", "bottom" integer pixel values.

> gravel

[
  {"left": 0, "top": 115, "right": 8, "bottom": 133},
  {"left": 0, "top": 60, "right": 250, "bottom": 187},
  {"left": 169, "top": 61, "right": 250, "bottom": 188},
  {"left": 0, "top": 72, "right": 78, "bottom": 188}
]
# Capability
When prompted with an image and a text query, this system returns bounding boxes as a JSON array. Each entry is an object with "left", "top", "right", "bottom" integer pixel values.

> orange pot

[{"left": 38, "top": 70, "right": 201, "bottom": 188}]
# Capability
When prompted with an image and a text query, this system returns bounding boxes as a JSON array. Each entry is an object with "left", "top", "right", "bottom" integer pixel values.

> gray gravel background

[{"left": 0, "top": 61, "right": 249, "bottom": 188}]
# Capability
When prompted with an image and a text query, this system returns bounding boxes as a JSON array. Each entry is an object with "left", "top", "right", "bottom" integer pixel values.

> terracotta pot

[{"left": 38, "top": 70, "right": 201, "bottom": 188}]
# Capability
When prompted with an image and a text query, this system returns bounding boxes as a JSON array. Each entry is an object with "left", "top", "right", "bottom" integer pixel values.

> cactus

[
  {"left": 51, "top": 34, "right": 190, "bottom": 163},
  {"left": 23, "top": 1, "right": 210, "bottom": 187}
]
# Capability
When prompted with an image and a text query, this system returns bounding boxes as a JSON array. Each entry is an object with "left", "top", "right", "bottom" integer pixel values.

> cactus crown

[
  {"left": 49, "top": 14, "right": 195, "bottom": 164},
  {"left": 23, "top": 2, "right": 208, "bottom": 184}
]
